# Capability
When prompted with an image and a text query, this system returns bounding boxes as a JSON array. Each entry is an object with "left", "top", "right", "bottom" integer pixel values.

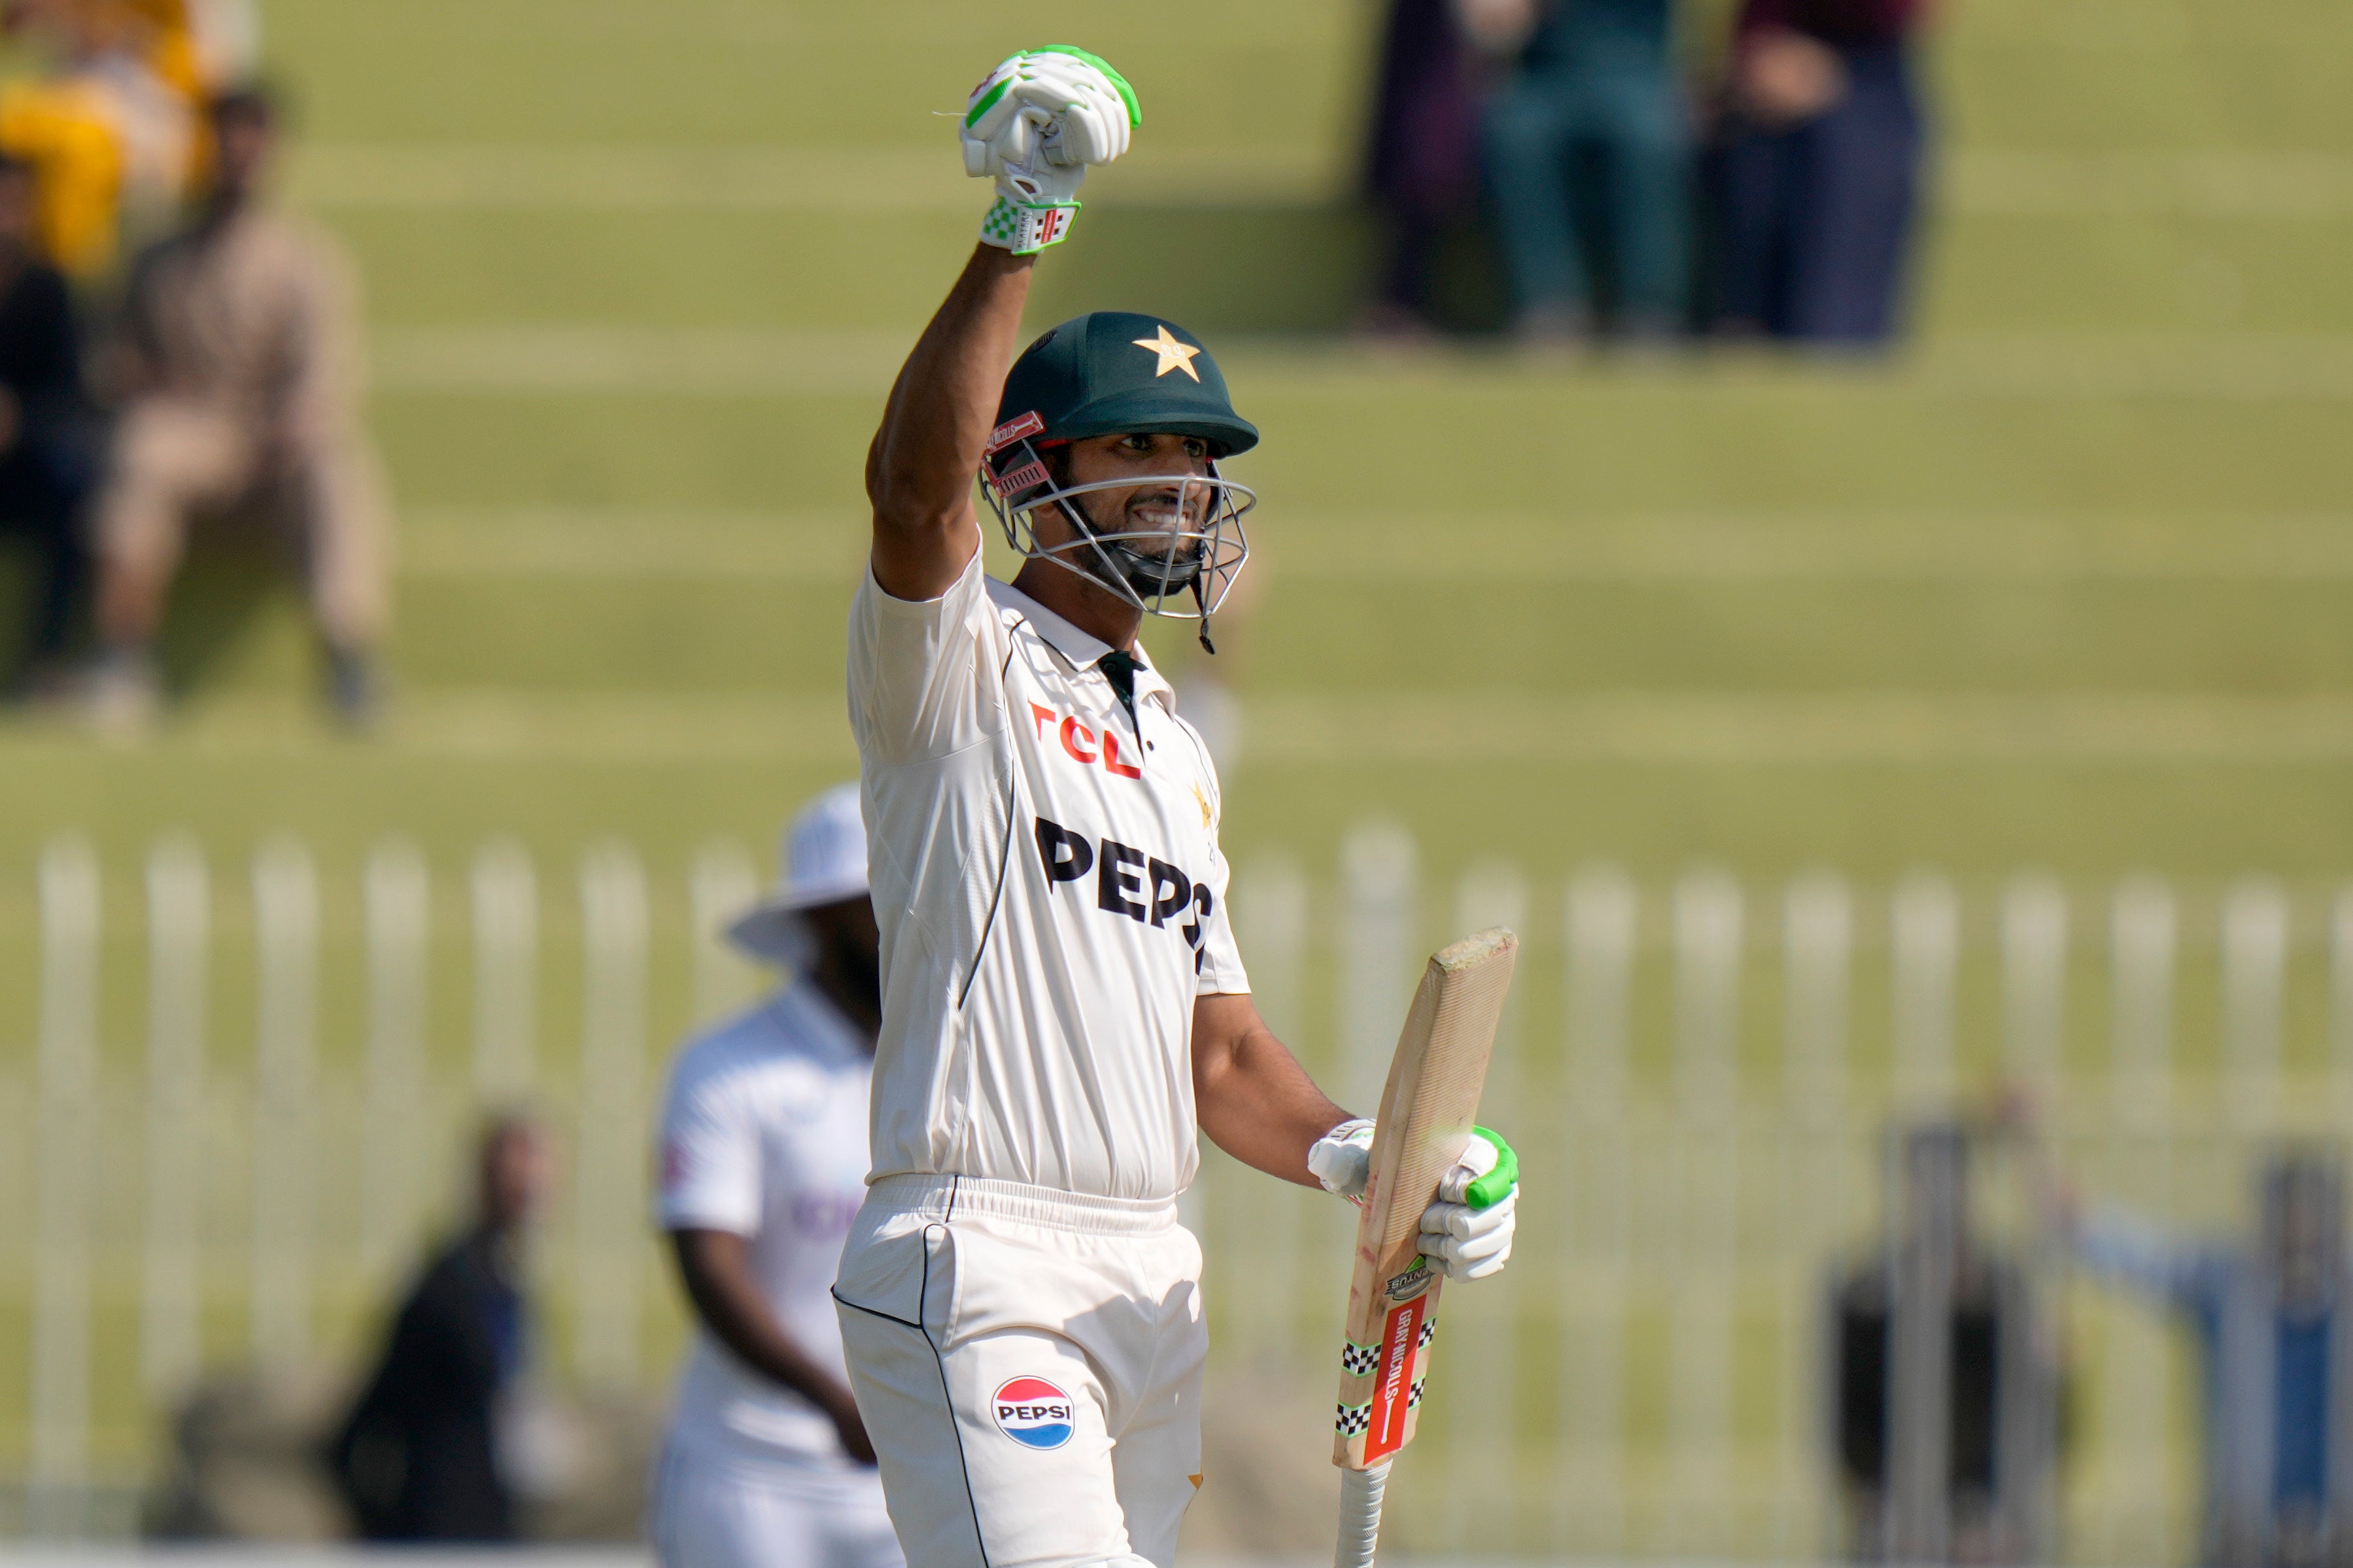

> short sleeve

[
  {"left": 1190, "top": 754, "right": 1250, "bottom": 997},
  {"left": 655, "top": 1054, "right": 762, "bottom": 1235},
  {"left": 848, "top": 545, "right": 1002, "bottom": 764}
]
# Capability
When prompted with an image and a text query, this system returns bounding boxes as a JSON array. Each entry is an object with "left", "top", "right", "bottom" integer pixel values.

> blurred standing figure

[
  {"left": 1359, "top": 0, "right": 1493, "bottom": 337},
  {"left": 0, "top": 153, "right": 95, "bottom": 695},
  {"left": 330, "top": 1116, "right": 550, "bottom": 1543},
  {"left": 649, "top": 785, "right": 902, "bottom": 1568},
  {"left": 2019, "top": 1110, "right": 2353, "bottom": 1568},
  {"left": 1711, "top": 0, "right": 1929, "bottom": 345},
  {"left": 86, "top": 85, "right": 390, "bottom": 728},
  {"left": 1482, "top": 0, "right": 1691, "bottom": 342},
  {"left": 1833, "top": 1123, "right": 2057, "bottom": 1563}
]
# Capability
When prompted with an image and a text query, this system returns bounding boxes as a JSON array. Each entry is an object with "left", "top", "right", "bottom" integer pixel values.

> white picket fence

[{"left": 8, "top": 824, "right": 2353, "bottom": 1559}]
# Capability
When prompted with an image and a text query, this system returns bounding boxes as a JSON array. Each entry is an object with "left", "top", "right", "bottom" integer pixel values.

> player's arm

[
  {"left": 1192, "top": 989, "right": 1522, "bottom": 1281},
  {"left": 1190, "top": 997, "right": 1517, "bottom": 1276},
  {"left": 865, "top": 47, "right": 1141, "bottom": 603},
  {"left": 1191, "top": 992, "right": 1350, "bottom": 1187},
  {"left": 865, "top": 246, "right": 1033, "bottom": 602},
  {"left": 667, "top": 1228, "right": 876, "bottom": 1463}
]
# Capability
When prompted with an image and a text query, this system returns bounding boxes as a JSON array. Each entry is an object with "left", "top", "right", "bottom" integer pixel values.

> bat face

[
  {"left": 1333, "top": 928, "right": 1517, "bottom": 1470},
  {"left": 1341, "top": 1261, "right": 1439, "bottom": 1464}
]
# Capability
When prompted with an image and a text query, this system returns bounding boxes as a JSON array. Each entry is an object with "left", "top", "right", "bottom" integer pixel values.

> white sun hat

[{"left": 725, "top": 782, "right": 870, "bottom": 967}]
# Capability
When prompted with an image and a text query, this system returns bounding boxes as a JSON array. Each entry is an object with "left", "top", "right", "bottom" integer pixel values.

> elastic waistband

[{"left": 865, "top": 1173, "right": 1180, "bottom": 1236}]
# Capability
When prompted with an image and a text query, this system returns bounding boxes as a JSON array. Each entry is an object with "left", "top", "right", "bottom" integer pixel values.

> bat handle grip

[{"left": 1334, "top": 1459, "right": 1393, "bottom": 1568}]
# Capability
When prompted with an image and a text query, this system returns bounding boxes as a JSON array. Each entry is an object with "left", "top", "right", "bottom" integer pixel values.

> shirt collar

[{"left": 987, "top": 575, "right": 1175, "bottom": 713}]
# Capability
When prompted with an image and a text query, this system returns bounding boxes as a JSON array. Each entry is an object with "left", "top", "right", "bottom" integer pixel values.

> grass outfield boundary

[
  {"left": 396, "top": 505, "right": 2353, "bottom": 583},
  {"left": 291, "top": 145, "right": 2353, "bottom": 218},
  {"left": 14, "top": 690, "right": 2353, "bottom": 765},
  {"left": 365, "top": 327, "right": 2353, "bottom": 399}
]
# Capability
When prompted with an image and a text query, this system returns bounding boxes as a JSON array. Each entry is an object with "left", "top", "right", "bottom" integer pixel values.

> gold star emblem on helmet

[{"left": 1133, "top": 325, "right": 1203, "bottom": 382}]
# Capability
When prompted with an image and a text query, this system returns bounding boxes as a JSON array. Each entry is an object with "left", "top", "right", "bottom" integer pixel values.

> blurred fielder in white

[{"left": 650, "top": 784, "right": 904, "bottom": 1568}]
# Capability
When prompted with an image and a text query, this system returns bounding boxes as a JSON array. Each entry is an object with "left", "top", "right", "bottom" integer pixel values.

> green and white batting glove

[
  {"left": 1307, "top": 1119, "right": 1519, "bottom": 1280},
  {"left": 961, "top": 46, "right": 1140, "bottom": 255},
  {"left": 1418, "top": 1127, "right": 1517, "bottom": 1281}
]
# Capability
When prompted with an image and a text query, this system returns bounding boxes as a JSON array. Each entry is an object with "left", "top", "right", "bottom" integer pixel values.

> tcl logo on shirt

[
  {"left": 1035, "top": 815, "right": 1214, "bottom": 972},
  {"left": 1030, "top": 702, "right": 1142, "bottom": 779}
]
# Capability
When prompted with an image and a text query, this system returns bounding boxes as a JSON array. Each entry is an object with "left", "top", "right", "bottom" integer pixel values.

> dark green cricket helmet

[{"left": 988, "top": 311, "right": 1259, "bottom": 462}]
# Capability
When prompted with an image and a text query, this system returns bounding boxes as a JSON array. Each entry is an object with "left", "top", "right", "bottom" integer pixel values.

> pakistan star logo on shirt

[
  {"left": 1133, "top": 326, "right": 1202, "bottom": 382},
  {"left": 1192, "top": 781, "right": 1212, "bottom": 828}
]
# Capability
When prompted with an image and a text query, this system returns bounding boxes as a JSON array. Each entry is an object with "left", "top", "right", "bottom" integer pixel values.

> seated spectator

[
  {"left": 0, "top": 0, "right": 201, "bottom": 281},
  {"left": 1481, "top": 0, "right": 1691, "bottom": 343},
  {"left": 328, "top": 1116, "right": 549, "bottom": 1544},
  {"left": 0, "top": 152, "right": 95, "bottom": 696},
  {"left": 1709, "top": 0, "right": 1929, "bottom": 346},
  {"left": 1359, "top": 0, "right": 1487, "bottom": 337},
  {"left": 86, "top": 84, "right": 390, "bottom": 728},
  {"left": 128, "top": 0, "right": 264, "bottom": 107}
]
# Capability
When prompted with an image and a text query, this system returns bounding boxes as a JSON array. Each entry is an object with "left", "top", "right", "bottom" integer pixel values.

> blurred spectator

[
  {"left": 1832, "top": 1121, "right": 2055, "bottom": 1563},
  {"left": 1711, "top": 0, "right": 1929, "bottom": 346},
  {"left": 0, "top": 0, "right": 215, "bottom": 282},
  {"left": 1359, "top": 0, "right": 1492, "bottom": 337},
  {"left": 1481, "top": 0, "right": 1691, "bottom": 343},
  {"left": 0, "top": 151, "right": 95, "bottom": 695},
  {"left": 650, "top": 785, "right": 901, "bottom": 1568},
  {"left": 2018, "top": 1105, "right": 2352, "bottom": 1568},
  {"left": 328, "top": 1115, "right": 550, "bottom": 1544},
  {"left": 126, "top": 0, "right": 264, "bottom": 106},
  {"left": 86, "top": 84, "right": 390, "bottom": 729}
]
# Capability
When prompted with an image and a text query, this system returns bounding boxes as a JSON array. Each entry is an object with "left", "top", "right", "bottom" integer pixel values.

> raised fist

[{"left": 962, "top": 47, "right": 1139, "bottom": 253}]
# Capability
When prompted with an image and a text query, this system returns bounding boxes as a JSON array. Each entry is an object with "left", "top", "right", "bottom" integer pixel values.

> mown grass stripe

[
  {"left": 396, "top": 505, "right": 2353, "bottom": 583},
  {"left": 292, "top": 145, "right": 2353, "bottom": 218},
  {"left": 10, "top": 691, "right": 2353, "bottom": 766},
  {"left": 366, "top": 326, "right": 2353, "bottom": 400}
]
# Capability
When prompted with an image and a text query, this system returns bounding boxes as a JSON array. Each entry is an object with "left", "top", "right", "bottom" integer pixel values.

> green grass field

[
  {"left": 0, "top": 0, "right": 2346, "bottom": 882},
  {"left": 1, "top": 0, "right": 2349, "bottom": 1552}
]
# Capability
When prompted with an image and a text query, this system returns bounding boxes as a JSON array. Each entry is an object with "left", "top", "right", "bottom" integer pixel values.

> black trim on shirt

[{"left": 955, "top": 645, "right": 1023, "bottom": 1012}]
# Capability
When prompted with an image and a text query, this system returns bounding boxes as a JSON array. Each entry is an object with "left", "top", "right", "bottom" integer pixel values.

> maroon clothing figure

[
  {"left": 1739, "top": 0, "right": 1925, "bottom": 44},
  {"left": 1362, "top": 0, "right": 1486, "bottom": 330}
]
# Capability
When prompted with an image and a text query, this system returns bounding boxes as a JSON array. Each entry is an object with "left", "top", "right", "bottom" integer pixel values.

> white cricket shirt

[
  {"left": 848, "top": 550, "right": 1248, "bottom": 1204},
  {"left": 655, "top": 984, "right": 873, "bottom": 1468}
]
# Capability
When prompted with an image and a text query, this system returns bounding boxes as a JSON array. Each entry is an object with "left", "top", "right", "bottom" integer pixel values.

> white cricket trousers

[
  {"left": 649, "top": 1443, "right": 902, "bottom": 1568},
  {"left": 833, "top": 1174, "right": 1208, "bottom": 1568}
]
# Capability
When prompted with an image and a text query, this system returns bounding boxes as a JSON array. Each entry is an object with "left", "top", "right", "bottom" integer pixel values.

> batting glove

[
  {"left": 1418, "top": 1127, "right": 1518, "bottom": 1282},
  {"left": 961, "top": 46, "right": 1139, "bottom": 255},
  {"left": 1309, "top": 1119, "right": 1520, "bottom": 1280},
  {"left": 1308, "top": 1117, "right": 1377, "bottom": 1202}
]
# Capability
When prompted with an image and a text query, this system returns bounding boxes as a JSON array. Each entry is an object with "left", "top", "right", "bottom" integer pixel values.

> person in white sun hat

[{"left": 649, "top": 783, "right": 902, "bottom": 1568}]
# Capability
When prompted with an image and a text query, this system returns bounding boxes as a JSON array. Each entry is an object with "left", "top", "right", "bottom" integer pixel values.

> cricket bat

[{"left": 1331, "top": 926, "right": 1519, "bottom": 1568}]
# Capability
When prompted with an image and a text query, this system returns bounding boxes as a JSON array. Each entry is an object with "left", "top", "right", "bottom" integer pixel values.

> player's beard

[{"left": 1063, "top": 486, "right": 1207, "bottom": 599}]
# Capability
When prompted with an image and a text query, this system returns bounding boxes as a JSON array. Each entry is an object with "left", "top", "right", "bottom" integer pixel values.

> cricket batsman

[{"left": 833, "top": 46, "right": 1522, "bottom": 1568}]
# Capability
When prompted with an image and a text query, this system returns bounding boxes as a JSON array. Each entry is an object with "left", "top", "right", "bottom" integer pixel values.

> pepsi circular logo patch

[{"left": 992, "top": 1376, "right": 1075, "bottom": 1450}]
